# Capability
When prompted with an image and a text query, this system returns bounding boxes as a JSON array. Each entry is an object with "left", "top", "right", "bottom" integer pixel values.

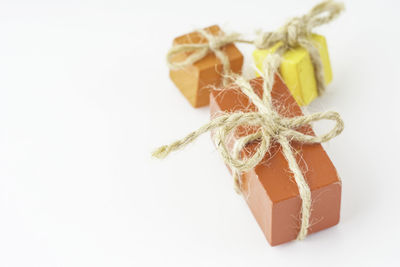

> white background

[{"left": 0, "top": 0, "right": 399, "bottom": 266}]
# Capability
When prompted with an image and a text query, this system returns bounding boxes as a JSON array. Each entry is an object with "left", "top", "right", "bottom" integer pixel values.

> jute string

[
  {"left": 166, "top": 29, "right": 251, "bottom": 86},
  {"left": 166, "top": 0, "right": 344, "bottom": 94},
  {"left": 153, "top": 53, "right": 344, "bottom": 240}
]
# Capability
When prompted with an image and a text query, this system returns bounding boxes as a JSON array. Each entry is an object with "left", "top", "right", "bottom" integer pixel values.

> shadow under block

[
  {"left": 253, "top": 34, "right": 332, "bottom": 106},
  {"left": 169, "top": 25, "right": 244, "bottom": 108},
  {"left": 209, "top": 77, "right": 341, "bottom": 246}
]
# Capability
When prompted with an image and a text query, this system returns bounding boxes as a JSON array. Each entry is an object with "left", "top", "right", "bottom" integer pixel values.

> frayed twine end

[{"left": 152, "top": 146, "right": 170, "bottom": 159}]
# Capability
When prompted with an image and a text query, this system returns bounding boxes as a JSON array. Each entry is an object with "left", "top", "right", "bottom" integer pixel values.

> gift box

[
  {"left": 169, "top": 25, "right": 243, "bottom": 108},
  {"left": 209, "top": 76, "right": 341, "bottom": 246},
  {"left": 253, "top": 34, "right": 332, "bottom": 106}
]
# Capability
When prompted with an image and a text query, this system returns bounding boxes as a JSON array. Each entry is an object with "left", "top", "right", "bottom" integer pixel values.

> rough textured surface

[
  {"left": 169, "top": 25, "right": 243, "bottom": 108},
  {"left": 209, "top": 76, "right": 341, "bottom": 246}
]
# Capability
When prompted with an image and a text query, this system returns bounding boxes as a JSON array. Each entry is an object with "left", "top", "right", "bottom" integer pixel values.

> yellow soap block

[{"left": 253, "top": 34, "right": 332, "bottom": 106}]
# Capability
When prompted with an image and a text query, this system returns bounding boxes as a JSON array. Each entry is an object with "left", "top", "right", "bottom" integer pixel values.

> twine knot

[
  {"left": 255, "top": 0, "right": 344, "bottom": 50},
  {"left": 284, "top": 17, "right": 308, "bottom": 47},
  {"left": 254, "top": 0, "right": 344, "bottom": 95},
  {"left": 166, "top": 29, "right": 242, "bottom": 86},
  {"left": 207, "top": 35, "right": 227, "bottom": 51}
]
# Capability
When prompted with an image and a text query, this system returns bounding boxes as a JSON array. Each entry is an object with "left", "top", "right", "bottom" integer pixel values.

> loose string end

[
  {"left": 233, "top": 172, "right": 243, "bottom": 195},
  {"left": 152, "top": 145, "right": 171, "bottom": 159}
]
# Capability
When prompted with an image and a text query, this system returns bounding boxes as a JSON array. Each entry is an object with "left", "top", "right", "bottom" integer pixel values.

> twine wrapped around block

[
  {"left": 166, "top": 0, "right": 344, "bottom": 94},
  {"left": 166, "top": 29, "right": 250, "bottom": 86},
  {"left": 153, "top": 53, "right": 344, "bottom": 240},
  {"left": 254, "top": 0, "right": 344, "bottom": 95}
]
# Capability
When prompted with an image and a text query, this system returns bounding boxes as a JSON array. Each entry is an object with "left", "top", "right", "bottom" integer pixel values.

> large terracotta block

[
  {"left": 169, "top": 25, "right": 243, "bottom": 108},
  {"left": 209, "top": 76, "right": 341, "bottom": 246}
]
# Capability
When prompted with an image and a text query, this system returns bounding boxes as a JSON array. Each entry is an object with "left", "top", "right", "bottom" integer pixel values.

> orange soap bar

[
  {"left": 209, "top": 77, "right": 341, "bottom": 246},
  {"left": 169, "top": 25, "right": 243, "bottom": 108}
]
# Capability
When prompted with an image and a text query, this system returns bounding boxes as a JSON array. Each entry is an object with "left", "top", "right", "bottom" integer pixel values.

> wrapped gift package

[
  {"left": 209, "top": 76, "right": 341, "bottom": 246},
  {"left": 253, "top": 34, "right": 332, "bottom": 106},
  {"left": 169, "top": 25, "right": 243, "bottom": 108}
]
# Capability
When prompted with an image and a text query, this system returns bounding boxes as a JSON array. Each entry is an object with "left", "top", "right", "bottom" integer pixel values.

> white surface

[{"left": 0, "top": 0, "right": 399, "bottom": 266}]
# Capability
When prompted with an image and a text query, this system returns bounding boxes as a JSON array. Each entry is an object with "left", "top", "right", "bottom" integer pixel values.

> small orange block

[
  {"left": 169, "top": 25, "right": 244, "bottom": 108},
  {"left": 210, "top": 77, "right": 341, "bottom": 246}
]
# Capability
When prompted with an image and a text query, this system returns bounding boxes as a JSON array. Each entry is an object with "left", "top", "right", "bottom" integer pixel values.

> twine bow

[
  {"left": 166, "top": 29, "right": 246, "bottom": 86},
  {"left": 254, "top": 0, "right": 344, "bottom": 95},
  {"left": 153, "top": 54, "right": 344, "bottom": 240}
]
